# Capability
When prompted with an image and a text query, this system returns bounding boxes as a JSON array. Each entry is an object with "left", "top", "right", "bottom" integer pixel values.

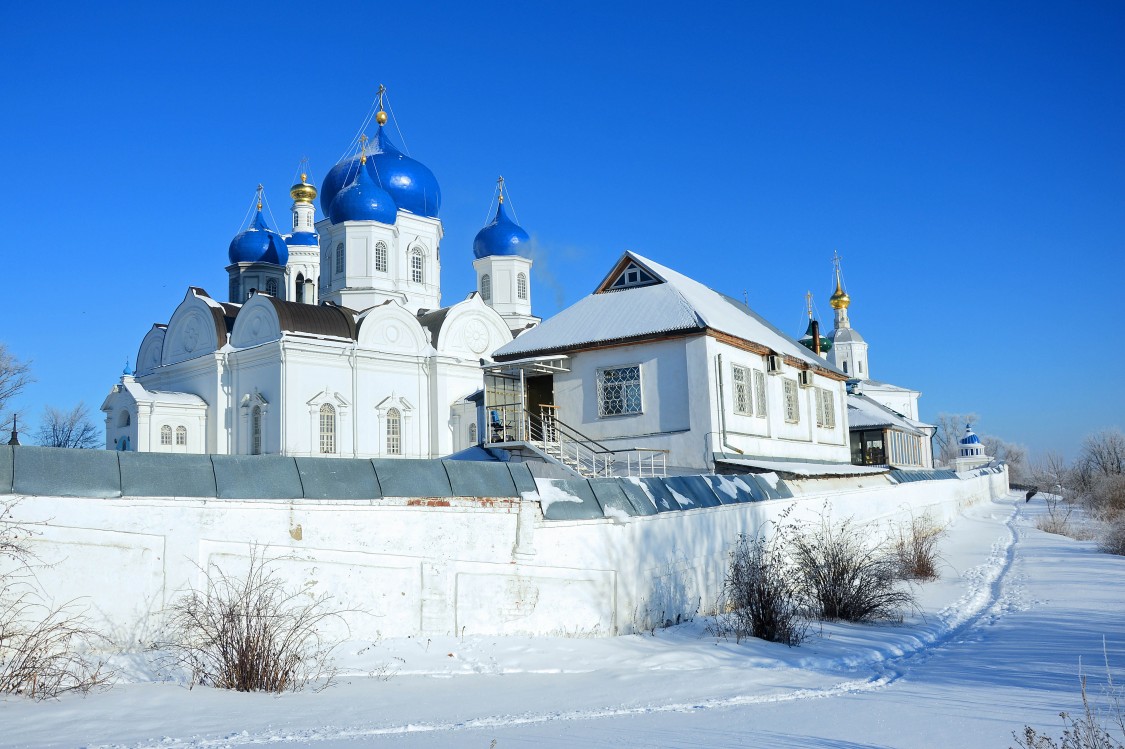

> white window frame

[
  {"left": 732, "top": 364, "right": 752, "bottom": 416},
  {"left": 251, "top": 405, "right": 262, "bottom": 454},
  {"left": 517, "top": 272, "right": 528, "bottom": 300},
  {"left": 410, "top": 248, "right": 424, "bottom": 284},
  {"left": 335, "top": 242, "right": 345, "bottom": 274},
  {"left": 596, "top": 364, "right": 643, "bottom": 418},
  {"left": 175, "top": 425, "right": 187, "bottom": 446},
  {"left": 319, "top": 403, "right": 336, "bottom": 454},
  {"left": 481, "top": 274, "right": 491, "bottom": 301},
  {"left": 265, "top": 278, "right": 278, "bottom": 297},
  {"left": 386, "top": 407, "right": 402, "bottom": 455},
  {"left": 753, "top": 369, "right": 767, "bottom": 418},
  {"left": 816, "top": 387, "right": 836, "bottom": 428},
  {"left": 375, "top": 241, "right": 388, "bottom": 273},
  {"left": 160, "top": 425, "right": 172, "bottom": 446},
  {"left": 783, "top": 379, "right": 800, "bottom": 423}
]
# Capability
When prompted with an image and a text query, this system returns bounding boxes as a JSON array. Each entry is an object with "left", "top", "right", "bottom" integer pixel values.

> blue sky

[{"left": 2, "top": 1, "right": 1122, "bottom": 458}]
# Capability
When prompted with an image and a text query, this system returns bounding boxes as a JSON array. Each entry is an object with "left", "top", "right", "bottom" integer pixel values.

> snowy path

[{"left": 4, "top": 494, "right": 1124, "bottom": 749}]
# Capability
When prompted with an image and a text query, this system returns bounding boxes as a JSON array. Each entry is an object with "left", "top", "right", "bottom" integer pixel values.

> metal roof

[
  {"left": 261, "top": 297, "right": 358, "bottom": 340},
  {"left": 846, "top": 393, "right": 924, "bottom": 435}
]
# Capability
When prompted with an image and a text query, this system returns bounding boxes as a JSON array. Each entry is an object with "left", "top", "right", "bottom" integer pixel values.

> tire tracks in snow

[{"left": 98, "top": 498, "right": 1025, "bottom": 748}]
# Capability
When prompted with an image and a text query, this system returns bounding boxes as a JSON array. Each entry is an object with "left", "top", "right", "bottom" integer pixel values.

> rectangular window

[
  {"left": 732, "top": 365, "right": 752, "bottom": 415},
  {"left": 597, "top": 365, "right": 642, "bottom": 417},
  {"left": 816, "top": 388, "right": 836, "bottom": 428},
  {"left": 753, "top": 369, "right": 766, "bottom": 418},
  {"left": 783, "top": 379, "right": 799, "bottom": 423}
]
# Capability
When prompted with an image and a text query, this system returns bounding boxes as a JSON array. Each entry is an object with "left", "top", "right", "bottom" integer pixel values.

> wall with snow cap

[{"left": 0, "top": 446, "right": 1007, "bottom": 642}]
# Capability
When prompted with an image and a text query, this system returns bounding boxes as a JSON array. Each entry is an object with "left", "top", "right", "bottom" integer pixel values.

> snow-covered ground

[{"left": 3, "top": 492, "right": 1123, "bottom": 749}]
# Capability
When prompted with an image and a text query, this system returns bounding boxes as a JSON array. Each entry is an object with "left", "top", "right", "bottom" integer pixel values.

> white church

[{"left": 102, "top": 97, "right": 535, "bottom": 459}]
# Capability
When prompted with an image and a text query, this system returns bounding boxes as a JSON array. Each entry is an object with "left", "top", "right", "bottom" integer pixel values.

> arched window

[
  {"left": 251, "top": 406, "right": 262, "bottom": 455},
  {"left": 468, "top": 422, "right": 477, "bottom": 445},
  {"left": 386, "top": 407, "right": 401, "bottom": 455},
  {"left": 160, "top": 425, "right": 172, "bottom": 446},
  {"left": 842, "top": 360, "right": 848, "bottom": 374},
  {"left": 517, "top": 272, "right": 528, "bottom": 300},
  {"left": 293, "top": 212, "right": 299, "bottom": 231},
  {"left": 118, "top": 411, "right": 131, "bottom": 427},
  {"left": 480, "top": 274, "right": 491, "bottom": 301},
  {"left": 410, "top": 249, "right": 424, "bottom": 283},
  {"left": 319, "top": 403, "right": 336, "bottom": 454},
  {"left": 229, "top": 278, "right": 239, "bottom": 302},
  {"left": 375, "top": 241, "right": 388, "bottom": 272},
  {"left": 335, "top": 243, "right": 345, "bottom": 274},
  {"left": 295, "top": 273, "right": 305, "bottom": 303},
  {"left": 266, "top": 278, "right": 278, "bottom": 297},
  {"left": 175, "top": 425, "right": 187, "bottom": 446}
]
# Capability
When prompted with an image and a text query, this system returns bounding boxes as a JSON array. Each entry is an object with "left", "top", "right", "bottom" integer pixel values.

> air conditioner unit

[
  {"left": 798, "top": 370, "right": 815, "bottom": 388},
  {"left": 766, "top": 354, "right": 784, "bottom": 374}
]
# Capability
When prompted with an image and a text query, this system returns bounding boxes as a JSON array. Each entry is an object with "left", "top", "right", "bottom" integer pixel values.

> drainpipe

[{"left": 715, "top": 353, "right": 743, "bottom": 456}]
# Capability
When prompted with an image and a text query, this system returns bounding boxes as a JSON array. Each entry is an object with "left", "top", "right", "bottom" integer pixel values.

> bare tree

[
  {"left": 1079, "top": 429, "right": 1125, "bottom": 479},
  {"left": 35, "top": 403, "right": 101, "bottom": 449},
  {"left": 0, "top": 344, "right": 33, "bottom": 427},
  {"left": 933, "top": 413, "right": 979, "bottom": 466},
  {"left": 982, "top": 435, "right": 1028, "bottom": 481}
]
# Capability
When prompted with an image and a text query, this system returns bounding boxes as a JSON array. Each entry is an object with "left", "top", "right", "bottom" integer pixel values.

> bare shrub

[
  {"left": 893, "top": 513, "right": 946, "bottom": 581},
  {"left": 1012, "top": 648, "right": 1124, "bottom": 749},
  {"left": 713, "top": 534, "right": 806, "bottom": 647},
  {"left": 157, "top": 547, "right": 345, "bottom": 692},
  {"left": 1082, "top": 476, "right": 1125, "bottom": 524},
  {"left": 1101, "top": 520, "right": 1125, "bottom": 557},
  {"left": 788, "top": 515, "right": 915, "bottom": 623},
  {"left": 1, "top": 499, "right": 110, "bottom": 699},
  {"left": 1037, "top": 494, "right": 1076, "bottom": 537}
]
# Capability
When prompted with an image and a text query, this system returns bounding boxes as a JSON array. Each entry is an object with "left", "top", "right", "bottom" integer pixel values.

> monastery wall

[{"left": 0, "top": 446, "right": 1007, "bottom": 644}]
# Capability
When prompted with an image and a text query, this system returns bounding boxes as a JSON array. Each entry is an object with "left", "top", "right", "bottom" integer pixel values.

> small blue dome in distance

[
  {"left": 229, "top": 209, "right": 289, "bottom": 265},
  {"left": 287, "top": 231, "right": 319, "bottom": 247},
  {"left": 473, "top": 200, "right": 530, "bottom": 259},
  {"left": 960, "top": 425, "right": 982, "bottom": 445},
  {"left": 329, "top": 157, "right": 398, "bottom": 224},
  {"left": 319, "top": 126, "right": 441, "bottom": 220}
]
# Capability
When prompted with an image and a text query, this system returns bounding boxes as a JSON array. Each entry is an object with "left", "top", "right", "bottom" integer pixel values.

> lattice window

[
  {"left": 266, "top": 278, "right": 278, "bottom": 297},
  {"left": 335, "top": 243, "right": 344, "bottom": 274},
  {"left": 160, "top": 425, "right": 172, "bottom": 446},
  {"left": 597, "top": 365, "right": 642, "bottom": 417},
  {"left": 375, "top": 241, "right": 388, "bottom": 272},
  {"left": 753, "top": 369, "right": 767, "bottom": 418},
  {"left": 468, "top": 422, "right": 477, "bottom": 445},
  {"left": 296, "top": 273, "right": 305, "bottom": 303},
  {"left": 517, "top": 272, "right": 528, "bottom": 300},
  {"left": 481, "top": 274, "right": 491, "bottom": 301},
  {"left": 816, "top": 388, "right": 836, "bottom": 429},
  {"left": 251, "top": 405, "right": 262, "bottom": 455},
  {"left": 783, "top": 379, "right": 800, "bottom": 423},
  {"left": 410, "top": 250, "right": 424, "bottom": 283},
  {"left": 732, "top": 365, "right": 752, "bottom": 415},
  {"left": 386, "top": 407, "right": 401, "bottom": 455},
  {"left": 319, "top": 403, "right": 336, "bottom": 454},
  {"left": 175, "top": 425, "right": 187, "bottom": 446}
]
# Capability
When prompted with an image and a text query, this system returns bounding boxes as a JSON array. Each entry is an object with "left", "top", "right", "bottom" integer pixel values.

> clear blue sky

[{"left": 2, "top": 1, "right": 1122, "bottom": 459}]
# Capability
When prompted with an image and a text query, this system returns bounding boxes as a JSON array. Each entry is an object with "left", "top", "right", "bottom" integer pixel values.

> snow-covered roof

[
  {"left": 846, "top": 393, "right": 923, "bottom": 435},
  {"left": 104, "top": 377, "right": 208, "bottom": 409},
  {"left": 494, "top": 252, "right": 844, "bottom": 374},
  {"left": 857, "top": 378, "right": 918, "bottom": 394}
]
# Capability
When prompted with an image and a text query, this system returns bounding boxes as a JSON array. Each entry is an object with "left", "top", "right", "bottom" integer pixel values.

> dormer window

[{"left": 608, "top": 261, "right": 658, "bottom": 290}]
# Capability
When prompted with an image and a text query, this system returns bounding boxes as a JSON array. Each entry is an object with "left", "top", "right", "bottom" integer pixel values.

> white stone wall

[{"left": 1, "top": 468, "right": 1007, "bottom": 645}]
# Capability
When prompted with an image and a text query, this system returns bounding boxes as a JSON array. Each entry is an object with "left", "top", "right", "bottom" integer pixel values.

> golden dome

[
  {"left": 290, "top": 172, "right": 317, "bottom": 203},
  {"left": 376, "top": 109, "right": 388, "bottom": 126},
  {"left": 829, "top": 271, "right": 850, "bottom": 310}
]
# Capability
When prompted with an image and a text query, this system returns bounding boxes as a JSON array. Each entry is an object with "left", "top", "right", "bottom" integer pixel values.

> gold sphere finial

[
  {"left": 376, "top": 110, "right": 388, "bottom": 126},
  {"left": 829, "top": 251, "right": 851, "bottom": 310},
  {"left": 300, "top": 172, "right": 308, "bottom": 183}
]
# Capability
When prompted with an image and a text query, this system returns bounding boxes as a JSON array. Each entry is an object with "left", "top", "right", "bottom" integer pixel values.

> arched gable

[
  {"left": 162, "top": 288, "right": 228, "bottom": 366},
  {"left": 433, "top": 295, "right": 513, "bottom": 358},
  {"left": 230, "top": 293, "right": 283, "bottom": 349},
  {"left": 136, "top": 324, "right": 167, "bottom": 376},
  {"left": 355, "top": 301, "right": 432, "bottom": 355}
]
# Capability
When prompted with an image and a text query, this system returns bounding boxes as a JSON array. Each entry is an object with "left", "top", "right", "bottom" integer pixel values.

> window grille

[
  {"left": 175, "top": 425, "right": 187, "bottom": 446},
  {"left": 481, "top": 274, "right": 491, "bottom": 301},
  {"left": 410, "top": 250, "right": 423, "bottom": 283},
  {"left": 266, "top": 278, "right": 278, "bottom": 297},
  {"left": 319, "top": 403, "right": 336, "bottom": 454},
  {"left": 517, "top": 272, "right": 528, "bottom": 300},
  {"left": 783, "top": 379, "right": 800, "bottom": 423},
  {"left": 468, "top": 422, "right": 477, "bottom": 445},
  {"left": 753, "top": 370, "right": 767, "bottom": 418},
  {"left": 335, "top": 243, "right": 344, "bottom": 274},
  {"left": 160, "top": 425, "right": 172, "bottom": 446},
  {"left": 251, "top": 406, "right": 262, "bottom": 455},
  {"left": 816, "top": 388, "right": 835, "bottom": 428},
  {"left": 732, "top": 365, "right": 752, "bottom": 415},
  {"left": 597, "top": 365, "right": 642, "bottom": 417},
  {"left": 386, "top": 407, "right": 401, "bottom": 454},
  {"left": 375, "top": 241, "right": 388, "bottom": 272}
]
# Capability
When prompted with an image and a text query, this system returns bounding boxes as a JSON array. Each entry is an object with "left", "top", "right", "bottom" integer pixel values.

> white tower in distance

[
  {"left": 826, "top": 253, "right": 869, "bottom": 379},
  {"left": 285, "top": 165, "right": 320, "bottom": 304}
]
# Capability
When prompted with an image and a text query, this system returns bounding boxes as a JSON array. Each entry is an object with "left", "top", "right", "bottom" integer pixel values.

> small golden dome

[
  {"left": 376, "top": 109, "right": 388, "bottom": 126},
  {"left": 830, "top": 287, "right": 850, "bottom": 310},
  {"left": 290, "top": 172, "right": 317, "bottom": 203}
]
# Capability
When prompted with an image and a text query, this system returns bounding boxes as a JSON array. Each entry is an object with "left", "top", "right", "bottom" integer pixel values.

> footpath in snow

[{"left": 3, "top": 492, "right": 1124, "bottom": 749}]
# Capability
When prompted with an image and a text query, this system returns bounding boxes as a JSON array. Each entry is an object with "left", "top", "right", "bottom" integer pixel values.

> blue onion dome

[
  {"left": 229, "top": 208, "right": 289, "bottom": 265},
  {"left": 368, "top": 126, "right": 441, "bottom": 217},
  {"left": 320, "top": 126, "right": 441, "bottom": 219},
  {"left": 473, "top": 199, "right": 531, "bottom": 259},
  {"left": 329, "top": 155, "right": 398, "bottom": 224},
  {"left": 960, "top": 425, "right": 982, "bottom": 445}
]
